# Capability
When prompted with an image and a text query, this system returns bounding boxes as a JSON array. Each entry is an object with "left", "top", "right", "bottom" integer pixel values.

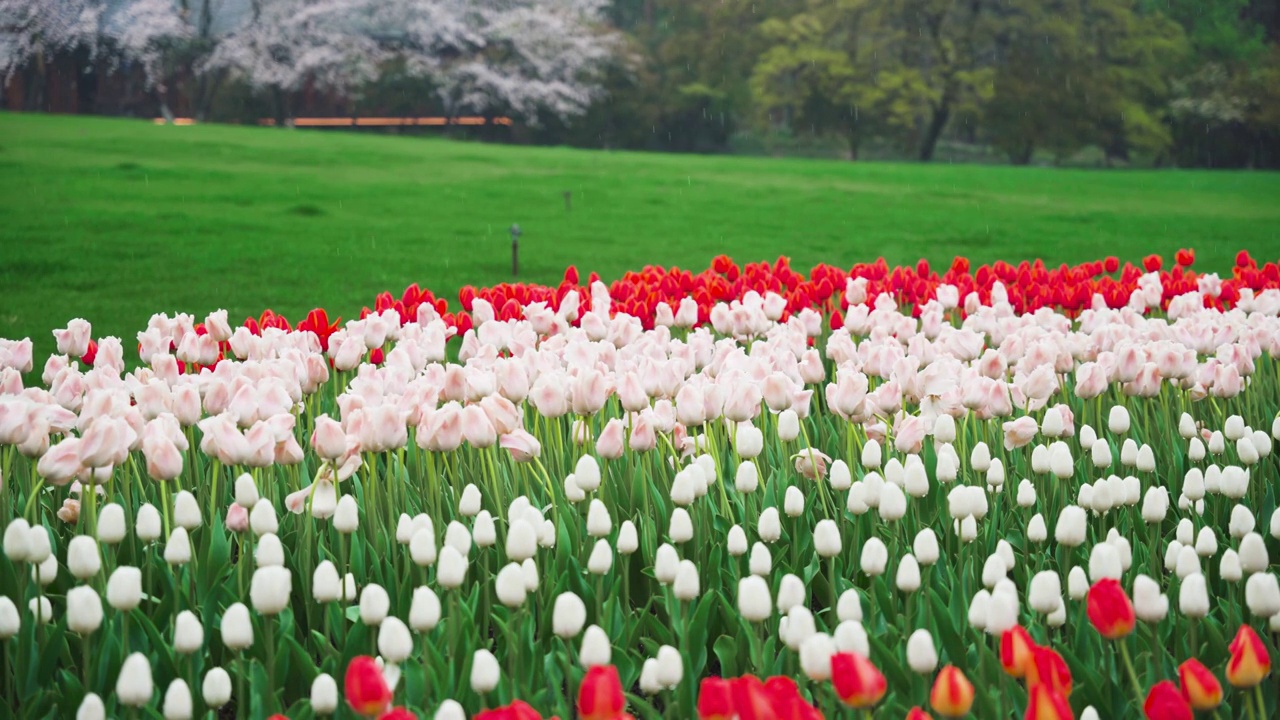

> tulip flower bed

[{"left": 2, "top": 251, "right": 1280, "bottom": 720}]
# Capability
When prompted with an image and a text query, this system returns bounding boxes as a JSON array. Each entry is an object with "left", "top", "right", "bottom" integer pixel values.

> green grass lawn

[{"left": 3, "top": 111, "right": 1279, "bottom": 362}]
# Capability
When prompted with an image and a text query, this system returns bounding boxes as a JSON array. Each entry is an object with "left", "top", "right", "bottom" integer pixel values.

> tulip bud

[
  {"left": 574, "top": 455, "right": 601, "bottom": 492},
  {"left": 655, "top": 543, "right": 679, "bottom": 584},
  {"left": 735, "top": 460, "right": 759, "bottom": 493},
  {"left": 1023, "top": 514, "right": 1046, "bottom": 544},
  {"left": 0, "top": 597, "right": 18, "bottom": 639},
  {"left": 985, "top": 591, "right": 1018, "bottom": 636},
  {"left": 727, "top": 525, "right": 748, "bottom": 556},
  {"left": 1245, "top": 573, "right": 1280, "bottom": 617},
  {"left": 376, "top": 616, "right": 412, "bottom": 664},
  {"left": 202, "top": 667, "right": 232, "bottom": 708},
  {"left": 749, "top": 542, "right": 771, "bottom": 576},
  {"left": 1226, "top": 625, "right": 1271, "bottom": 688},
  {"left": 879, "top": 483, "right": 907, "bottom": 522},
  {"left": 65, "top": 585, "right": 102, "bottom": 635},
  {"left": 652, "top": 644, "right": 683, "bottom": 688},
  {"left": 107, "top": 565, "right": 142, "bottom": 610},
  {"left": 669, "top": 508, "right": 693, "bottom": 543},
  {"left": 1136, "top": 444, "right": 1155, "bottom": 472},
  {"left": 1220, "top": 549, "right": 1243, "bottom": 582},
  {"left": 1066, "top": 566, "right": 1088, "bottom": 600},
  {"left": 23, "top": 523, "right": 51, "bottom": 564},
  {"left": 173, "top": 491, "right": 201, "bottom": 531},
  {"left": 1107, "top": 406, "right": 1129, "bottom": 434},
  {"left": 861, "top": 537, "right": 888, "bottom": 576},
  {"left": 738, "top": 575, "right": 772, "bottom": 622},
  {"left": 163, "top": 527, "right": 191, "bottom": 565},
  {"left": 1088, "top": 543, "right": 1122, "bottom": 582},
  {"left": 98, "top": 504, "right": 126, "bottom": 544},
  {"left": 674, "top": 560, "right": 700, "bottom": 600},
  {"left": 1180, "top": 573, "right": 1209, "bottom": 618},
  {"left": 233, "top": 473, "right": 259, "bottom": 510},
  {"left": 968, "top": 591, "right": 991, "bottom": 631},
  {"left": 250, "top": 566, "right": 291, "bottom": 615},
  {"left": 117, "top": 653, "right": 154, "bottom": 707},
  {"left": 1049, "top": 441, "right": 1074, "bottom": 478},
  {"left": 437, "top": 546, "right": 468, "bottom": 588},
  {"left": 783, "top": 606, "right": 817, "bottom": 650},
  {"left": 580, "top": 624, "right": 611, "bottom": 667},
  {"left": 1240, "top": 532, "right": 1269, "bottom": 573},
  {"left": 67, "top": 535, "right": 101, "bottom": 580},
  {"left": 1028, "top": 571, "right": 1061, "bottom": 614},
  {"left": 617, "top": 521, "right": 638, "bottom": 555},
  {"left": 586, "top": 499, "right": 612, "bottom": 537},
  {"left": 777, "top": 410, "right": 800, "bottom": 441},
  {"left": 470, "top": 649, "right": 500, "bottom": 693},
  {"left": 311, "top": 673, "right": 338, "bottom": 715},
  {"left": 220, "top": 602, "right": 253, "bottom": 650},
  {"left": 906, "top": 628, "right": 938, "bottom": 673},
  {"left": 249, "top": 499, "right": 277, "bottom": 537},
  {"left": 639, "top": 658, "right": 662, "bottom": 695},
  {"left": 1271, "top": 507, "right": 1280, "bottom": 539},
  {"left": 1131, "top": 574, "right": 1168, "bottom": 623},
  {"left": 174, "top": 610, "right": 203, "bottom": 654},
  {"left": 1230, "top": 504, "right": 1256, "bottom": 538},
  {"left": 814, "top": 520, "right": 841, "bottom": 557},
  {"left": 834, "top": 620, "right": 869, "bottom": 656},
  {"left": 897, "top": 554, "right": 921, "bottom": 593},
  {"left": 331, "top": 495, "right": 359, "bottom": 534},
  {"left": 830, "top": 460, "right": 853, "bottom": 491},
  {"left": 162, "top": 679, "right": 192, "bottom": 720},
  {"left": 77, "top": 693, "right": 105, "bottom": 720},
  {"left": 1054, "top": 506, "right": 1087, "bottom": 547},
  {"left": 458, "top": 484, "right": 482, "bottom": 517}
]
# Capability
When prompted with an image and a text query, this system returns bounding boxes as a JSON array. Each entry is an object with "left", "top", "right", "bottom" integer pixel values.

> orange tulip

[
  {"left": 578, "top": 665, "right": 626, "bottom": 720},
  {"left": 1086, "top": 578, "right": 1135, "bottom": 639},
  {"left": 1025, "top": 685, "right": 1074, "bottom": 720},
  {"left": 907, "top": 708, "right": 933, "bottom": 720},
  {"left": 1177, "top": 659, "right": 1222, "bottom": 710},
  {"left": 929, "top": 666, "right": 975, "bottom": 718},
  {"left": 1226, "top": 625, "right": 1271, "bottom": 688},
  {"left": 1001, "top": 626, "right": 1037, "bottom": 678},
  {"left": 1025, "top": 646, "right": 1073, "bottom": 697},
  {"left": 831, "top": 652, "right": 887, "bottom": 708}
]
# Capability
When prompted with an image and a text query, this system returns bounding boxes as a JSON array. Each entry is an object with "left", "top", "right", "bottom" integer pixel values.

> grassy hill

[{"left": 2, "top": 112, "right": 1279, "bottom": 360}]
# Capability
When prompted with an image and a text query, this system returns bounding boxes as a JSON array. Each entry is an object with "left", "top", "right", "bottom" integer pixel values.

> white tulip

[
  {"left": 1230, "top": 504, "right": 1256, "bottom": 538},
  {"left": 1133, "top": 574, "right": 1168, "bottom": 623},
  {"left": 587, "top": 539, "right": 613, "bottom": 575},
  {"left": 1055, "top": 505, "right": 1087, "bottom": 547},
  {"left": 251, "top": 566, "right": 291, "bottom": 616},
  {"left": 459, "top": 484, "right": 482, "bottom": 517},
  {"left": 67, "top": 535, "right": 101, "bottom": 580},
  {"left": 1068, "top": 566, "right": 1089, "bottom": 600},
  {"left": 248, "top": 499, "right": 277, "bottom": 537},
  {"left": 738, "top": 575, "right": 772, "bottom": 622},
  {"left": 77, "top": 693, "right": 105, "bottom": 720},
  {"left": 906, "top": 629, "right": 937, "bottom": 673},
  {"left": 553, "top": 592, "right": 587, "bottom": 638},
  {"left": 777, "top": 410, "right": 800, "bottom": 441},
  {"left": 117, "top": 653, "right": 154, "bottom": 707},
  {"left": 564, "top": 474, "right": 586, "bottom": 502},
  {"left": 1194, "top": 527, "right": 1218, "bottom": 557},
  {"left": 736, "top": 461, "right": 759, "bottom": 493},
  {"left": 669, "top": 509, "right": 693, "bottom": 543},
  {"left": 311, "top": 673, "right": 338, "bottom": 715},
  {"left": 574, "top": 455, "right": 601, "bottom": 492},
  {"left": 1245, "top": 573, "right": 1280, "bottom": 617},
  {"left": 586, "top": 499, "right": 612, "bottom": 537},
  {"left": 163, "top": 679, "right": 192, "bottom": 720},
  {"left": 1208, "top": 431, "right": 1225, "bottom": 455},
  {"left": 66, "top": 585, "right": 103, "bottom": 634},
  {"left": 1089, "top": 543, "right": 1122, "bottom": 582},
  {"left": 982, "top": 554, "right": 1007, "bottom": 589},
  {"left": 970, "top": 442, "right": 991, "bottom": 473},
  {"left": 655, "top": 543, "right": 679, "bottom": 584},
  {"left": 234, "top": 474, "right": 259, "bottom": 510},
  {"left": 967, "top": 590, "right": 990, "bottom": 631},
  {"left": 220, "top": 603, "right": 253, "bottom": 650},
  {"left": 495, "top": 562, "right": 527, "bottom": 607},
  {"left": 378, "top": 617, "right": 413, "bottom": 663},
  {"left": 860, "top": 537, "right": 888, "bottom": 576},
  {"left": 579, "top": 624, "right": 611, "bottom": 667},
  {"left": 861, "top": 439, "right": 882, "bottom": 469},
  {"left": 727, "top": 525, "right": 748, "bottom": 556},
  {"left": 1029, "top": 571, "right": 1061, "bottom": 614},
  {"left": 333, "top": 495, "right": 359, "bottom": 534},
  {"left": 107, "top": 565, "right": 142, "bottom": 611},
  {"left": 617, "top": 521, "right": 638, "bottom": 555},
  {"left": 202, "top": 668, "right": 232, "bottom": 708},
  {"left": 0, "top": 597, "right": 19, "bottom": 639},
  {"left": 913, "top": 529, "right": 939, "bottom": 565},
  {"left": 829, "top": 460, "right": 853, "bottom": 491},
  {"left": 1179, "top": 573, "right": 1209, "bottom": 618},
  {"left": 1239, "top": 533, "right": 1270, "bottom": 574},
  {"left": 799, "top": 633, "right": 836, "bottom": 681},
  {"left": 470, "top": 649, "right": 500, "bottom": 693},
  {"left": 174, "top": 610, "right": 203, "bottom": 654},
  {"left": 814, "top": 520, "right": 841, "bottom": 557},
  {"left": 437, "top": 546, "right": 468, "bottom": 589},
  {"left": 783, "top": 606, "right": 816, "bottom": 650},
  {"left": 879, "top": 483, "right": 906, "bottom": 522},
  {"left": 758, "top": 507, "right": 781, "bottom": 542},
  {"left": 174, "top": 491, "right": 201, "bottom": 531},
  {"left": 359, "top": 584, "right": 389, "bottom": 625},
  {"left": 1221, "top": 549, "right": 1243, "bottom": 582},
  {"left": 639, "top": 658, "right": 663, "bottom": 695},
  {"left": 1108, "top": 406, "right": 1130, "bottom": 434},
  {"left": 97, "top": 504, "right": 126, "bottom": 545},
  {"left": 897, "top": 554, "right": 921, "bottom": 593},
  {"left": 1175, "top": 545, "right": 1201, "bottom": 579},
  {"left": 674, "top": 560, "right": 700, "bottom": 601},
  {"left": 749, "top": 542, "right": 771, "bottom": 576},
  {"left": 656, "top": 645, "right": 683, "bottom": 688},
  {"left": 255, "top": 533, "right": 284, "bottom": 567},
  {"left": 1027, "top": 513, "right": 1048, "bottom": 543},
  {"left": 834, "top": 620, "right": 869, "bottom": 655}
]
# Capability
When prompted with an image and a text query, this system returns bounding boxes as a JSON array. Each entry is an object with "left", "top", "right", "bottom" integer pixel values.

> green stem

[{"left": 1117, "top": 641, "right": 1145, "bottom": 708}]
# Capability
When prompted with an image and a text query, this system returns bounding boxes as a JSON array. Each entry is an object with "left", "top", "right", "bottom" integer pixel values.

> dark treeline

[{"left": 6, "top": 0, "right": 1280, "bottom": 167}]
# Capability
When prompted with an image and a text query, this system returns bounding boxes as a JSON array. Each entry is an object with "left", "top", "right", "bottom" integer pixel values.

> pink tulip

[
  {"left": 304, "top": 353, "right": 331, "bottom": 393},
  {"left": 894, "top": 414, "right": 927, "bottom": 454},
  {"left": 675, "top": 384, "right": 706, "bottom": 427},
  {"left": 172, "top": 384, "right": 202, "bottom": 426},
  {"left": 418, "top": 403, "right": 463, "bottom": 452},
  {"left": 37, "top": 436, "right": 82, "bottom": 485},
  {"left": 226, "top": 502, "right": 249, "bottom": 532},
  {"left": 362, "top": 405, "right": 409, "bottom": 453},
  {"left": 0, "top": 338, "right": 33, "bottom": 373},
  {"left": 479, "top": 396, "right": 521, "bottom": 436},
  {"left": 17, "top": 413, "right": 49, "bottom": 458},
  {"left": 529, "top": 375, "right": 570, "bottom": 418},
  {"left": 500, "top": 429, "right": 541, "bottom": 462},
  {"left": 460, "top": 404, "right": 496, "bottom": 448},
  {"left": 763, "top": 373, "right": 796, "bottom": 413},
  {"left": 570, "top": 368, "right": 610, "bottom": 416},
  {"left": 78, "top": 416, "right": 131, "bottom": 469},
  {"left": 616, "top": 371, "right": 649, "bottom": 413},
  {"left": 243, "top": 422, "right": 276, "bottom": 468},
  {"left": 42, "top": 354, "right": 69, "bottom": 386},
  {"left": 1074, "top": 362, "right": 1108, "bottom": 400},
  {"left": 495, "top": 360, "right": 530, "bottom": 404},
  {"left": 312, "top": 415, "right": 348, "bottom": 461},
  {"left": 143, "top": 433, "right": 183, "bottom": 481},
  {"left": 1211, "top": 364, "right": 1242, "bottom": 398},
  {"left": 1002, "top": 416, "right": 1039, "bottom": 450},
  {"left": 721, "top": 381, "right": 761, "bottom": 423},
  {"left": 0, "top": 398, "right": 28, "bottom": 444},
  {"left": 629, "top": 412, "right": 657, "bottom": 452},
  {"left": 275, "top": 436, "right": 305, "bottom": 465},
  {"left": 799, "top": 349, "right": 825, "bottom": 385},
  {"left": 1124, "top": 362, "right": 1162, "bottom": 397},
  {"left": 332, "top": 337, "right": 366, "bottom": 372},
  {"left": 53, "top": 319, "right": 92, "bottom": 358},
  {"left": 794, "top": 448, "right": 832, "bottom": 480},
  {"left": 135, "top": 379, "right": 172, "bottom": 421},
  {"left": 597, "top": 419, "right": 626, "bottom": 459}
]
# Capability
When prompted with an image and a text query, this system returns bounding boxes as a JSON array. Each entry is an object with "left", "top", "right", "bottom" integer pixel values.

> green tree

[{"left": 750, "top": 0, "right": 930, "bottom": 159}]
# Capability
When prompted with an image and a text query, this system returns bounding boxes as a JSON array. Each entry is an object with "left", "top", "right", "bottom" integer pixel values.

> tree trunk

[
  {"left": 848, "top": 123, "right": 860, "bottom": 161},
  {"left": 918, "top": 99, "right": 951, "bottom": 161}
]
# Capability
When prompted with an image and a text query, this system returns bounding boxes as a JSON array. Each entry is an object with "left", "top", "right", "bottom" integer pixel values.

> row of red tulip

[
  {"left": 226, "top": 251, "right": 1279, "bottom": 351},
  {"left": 320, "top": 579, "right": 1270, "bottom": 720}
]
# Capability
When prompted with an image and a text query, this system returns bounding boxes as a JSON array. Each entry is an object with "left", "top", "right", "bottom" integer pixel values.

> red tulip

[
  {"left": 907, "top": 708, "right": 933, "bottom": 720},
  {"left": 1025, "top": 685, "right": 1074, "bottom": 720},
  {"left": 1086, "top": 578, "right": 1136, "bottom": 639},
  {"left": 730, "top": 675, "right": 778, "bottom": 720},
  {"left": 1025, "top": 646, "right": 1073, "bottom": 697},
  {"left": 1143, "top": 254, "right": 1163, "bottom": 272},
  {"left": 1175, "top": 249, "right": 1195, "bottom": 267},
  {"left": 1144, "top": 680, "right": 1192, "bottom": 720},
  {"left": 344, "top": 656, "right": 393, "bottom": 717},
  {"left": 474, "top": 701, "right": 544, "bottom": 720},
  {"left": 1001, "top": 626, "right": 1037, "bottom": 678},
  {"left": 831, "top": 652, "right": 887, "bottom": 708},
  {"left": 698, "top": 677, "right": 734, "bottom": 720},
  {"left": 1227, "top": 625, "right": 1271, "bottom": 688},
  {"left": 929, "top": 666, "right": 974, "bottom": 718},
  {"left": 763, "top": 676, "right": 823, "bottom": 720},
  {"left": 1177, "top": 659, "right": 1222, "bottom": 710},
  {"left": 578, "top": 665, "right": 626, "bottom": 720},
  {"left": 378, "top": 708, "right": 418, "bottom": 720}
]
